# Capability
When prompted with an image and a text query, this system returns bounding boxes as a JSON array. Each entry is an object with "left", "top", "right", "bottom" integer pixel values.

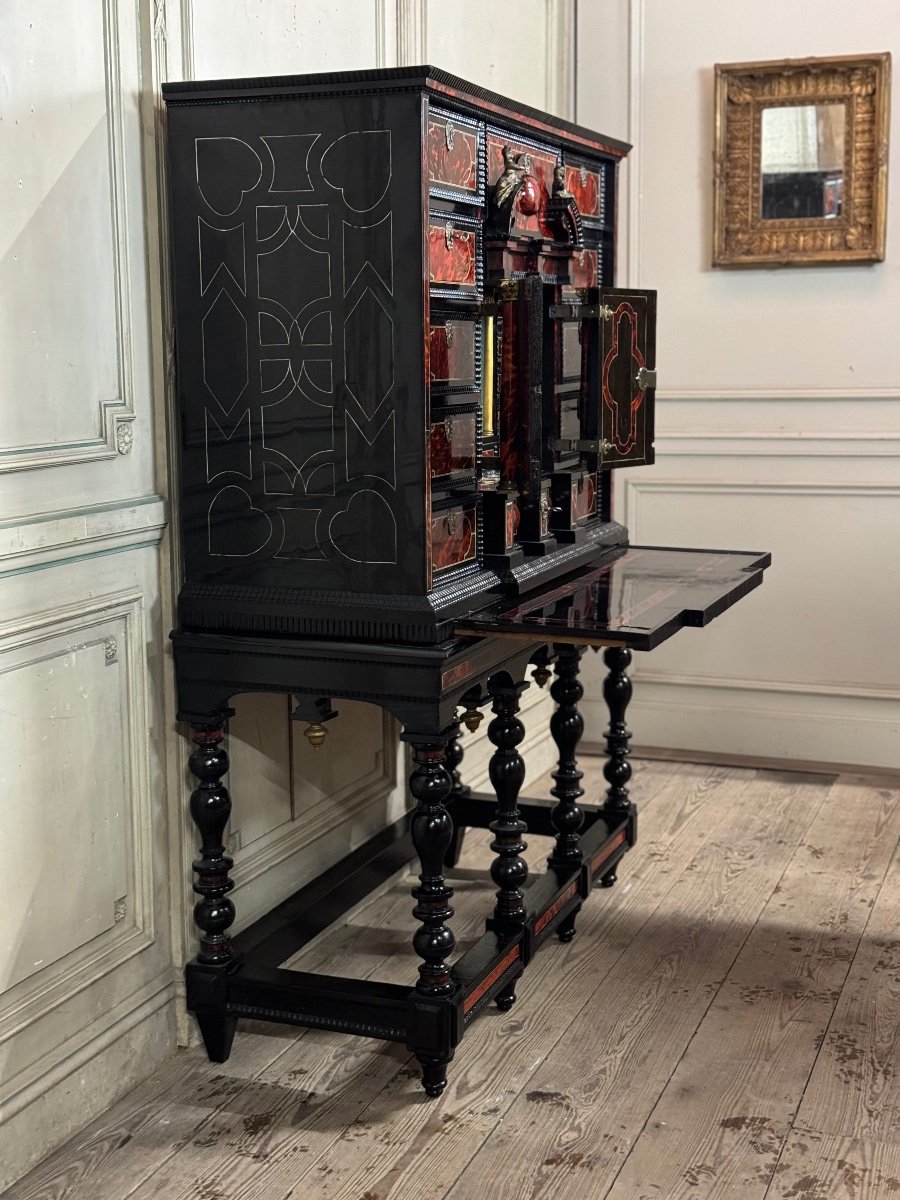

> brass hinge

[
  {"left": 636, "top": 366, "right": 657, "bottom": 390},
  {"left": 549, "top": 302, "right": 615, "bottom": 322}
]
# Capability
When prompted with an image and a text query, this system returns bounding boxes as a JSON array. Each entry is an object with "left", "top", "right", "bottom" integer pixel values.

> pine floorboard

[{"left": 5, "top": 760, "right": 899, "bottom": 1200}]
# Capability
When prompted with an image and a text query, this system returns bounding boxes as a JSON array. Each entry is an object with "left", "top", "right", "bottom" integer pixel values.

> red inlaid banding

[
  {"left": 534, "top": 880, "right": 579, "bottom": 936},
  {"left": 463, "top": 945, "right": 521, "bottom": 1013},
  {"left": 602, "top": 303, "right": 646, "bottom": 455},
  {"left": 591, "top": 829, "right": 628, "bottom": 874}
]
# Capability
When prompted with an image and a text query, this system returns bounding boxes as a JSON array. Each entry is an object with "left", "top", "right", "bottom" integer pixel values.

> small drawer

[
  {"left": 427, "top": 109, "right": 482, "bottom": 201},
  {"left": 430, "top": 314, "right": 478, "bottom": 389},
  {"left": 564, "top": 162, "right": 603, "bottom": 219},
  {"left": 568, "top": 248, "right": 599, "bottom": 288},
  {"left": 431, "top": 502, "right": 477, "bottom": 574},
  {"left": 430, "top": 412, "right": 477, "bottom": 480},
  {"left": 429, "top": 218, "right": 477, "bottom": 289}
]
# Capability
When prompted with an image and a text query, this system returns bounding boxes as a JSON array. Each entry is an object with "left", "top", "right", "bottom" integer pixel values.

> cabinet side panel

[{"left": 166, "top": 90, "right": 424, "bottom": 597}]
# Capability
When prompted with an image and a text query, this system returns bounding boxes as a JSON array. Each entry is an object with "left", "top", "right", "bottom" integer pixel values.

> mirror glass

[{"left": 760, "top": 103, "right": 846, "bottom": 220}]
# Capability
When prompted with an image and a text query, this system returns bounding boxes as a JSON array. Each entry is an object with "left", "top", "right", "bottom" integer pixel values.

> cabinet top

[{"left": 162, "top": 63, "right": 631, "bottom": 160}]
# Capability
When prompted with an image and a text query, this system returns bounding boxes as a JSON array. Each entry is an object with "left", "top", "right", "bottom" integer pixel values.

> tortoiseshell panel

[
  {"left": 431, "top": 503, "right": 477, "bottom": 573},
  {"left": 572, "top": 472, "right": 596, "bottom": 523},
  {"left": 430, "top": 413, "right": 477, "bottom": 478},
  {"left": 565, "top": 164, "right": 601, "bottom": 217},
  {"left": 429, "top": 221, "right": 476, "bottom": 287},
  {"left": 429, "top": 318, "right": 477, "bottom": 387},
  {"left": 427, "top": 116, "right": 479, "bottom": 195},
  {"left": 568, "top": 248, "right": 598, "bottom": 288}
]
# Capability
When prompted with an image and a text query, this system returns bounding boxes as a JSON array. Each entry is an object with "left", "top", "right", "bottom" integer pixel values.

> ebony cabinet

[{"left": 164, "top": 66, "right": 656, "bottom": 643}]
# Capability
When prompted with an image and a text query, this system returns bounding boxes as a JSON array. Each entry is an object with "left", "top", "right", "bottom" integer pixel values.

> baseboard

[
  {"left": 0, "top": 983, "right": 175, "bottom": 1193},
  {"left": 581, "top": 742, "right": 900, "bottom": 783}
]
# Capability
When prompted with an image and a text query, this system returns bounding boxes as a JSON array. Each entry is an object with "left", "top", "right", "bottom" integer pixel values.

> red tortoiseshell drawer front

[
  {"left": 572, "top": 472, "right": 597, "bottom": 523},
  {"left": 427, "top": 111, "right": 481, "bottom": 199},
  {"left": 430, "top": 413, "right": 477, "bottom": 479},
  {"left": 569, "top": 248, "right": 599, "bottom": 288},
  {"left": 429, "top": 317, "right": 477, "bottom": 388},
  {"left": 565, "top": 163, "right": 602, "bottom": 218},
  {"left": 429, "top": 220, "right": 477, "bottom": 288},
  {"left": 431, "top": 503, "right": 477, "bottom": 574}
]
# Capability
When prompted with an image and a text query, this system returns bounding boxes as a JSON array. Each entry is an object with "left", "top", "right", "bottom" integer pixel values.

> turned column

[
  {"left": 405, "top": 733, "right": 457, "bottom": 1096},
  {"left": 187, "top": 718, "right": 238, "bottom": 1061},
  {"left": 548, "top": 644, "right": 586, "bottom": 870},
  {"left": 601, "top": 646, "right": 633, "bottom": 886},
  {"left": 486, "top": 680, "right": 529, "bottom": 931},
  {"left": 188, "top": 721, "right": 236, "bottom": 965}
]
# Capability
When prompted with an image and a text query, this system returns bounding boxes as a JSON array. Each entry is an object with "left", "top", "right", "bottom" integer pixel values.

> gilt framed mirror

[{"left": 713, "top": 53, "right": 891, "bottom": 266}]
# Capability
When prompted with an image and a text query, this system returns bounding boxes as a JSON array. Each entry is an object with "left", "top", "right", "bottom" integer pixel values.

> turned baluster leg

[
  {"left": 407, "top": 735, "right": 457, "bottom": 1097},
  {"left": 600, "top": 646, "right": 633, "bottom": 888},
  {"left": 547, "top": 644, "right": 586, "bottom": 939},
  {"left": 486, "top": 680, "right": 529, "bottom": 937},
  {"left": 548, "top": 645, "right": 586, "bottom": 867},
  {"left": 443, "top": 717, "right": 469, "bottom": 869},
  {"left": 188, "top": 720, "right": 238, "bottom": 1060}
]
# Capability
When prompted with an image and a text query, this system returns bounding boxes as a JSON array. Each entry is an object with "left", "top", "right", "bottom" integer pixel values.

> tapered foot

[
  {"left": 495, "top": 982, "right": 517, "bottom": 1012},
  {"left": 600, "top": 869, "right": 618, "bottom": 889},
  {"left": 418, "top": 1057, "right": 449, "bottom": 1098},
  {"left": 195, "top": 1010, "right": 237, "bottom": 1062},
  {"left": 557, "top": 909, "right": 579, "bottom": 943}
]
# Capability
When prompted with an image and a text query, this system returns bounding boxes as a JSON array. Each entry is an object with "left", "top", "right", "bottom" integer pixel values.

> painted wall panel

[{"left": 577, "top": 0, "right": 900, "bottom": 768}]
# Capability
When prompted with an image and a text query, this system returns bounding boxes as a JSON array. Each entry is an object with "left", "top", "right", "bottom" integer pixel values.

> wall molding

[
  {"left": 623, "top": 476, "right": 900, "bottom": 530},
  {"left": 659, "top": 387, "right": 900, "bottom": 401},
  {"left": 545, "top": 0, "right": 576, "bottom": 120},
  {"left": 0, "top": 591, "right": 156, "bottom": 1044},
  {"left": 396, "top": 0, "right": 427, "bottom": 66},
  {"left": 0, "top": 0, "right": 137, "bottom": 473},
  {"left": 0, "top": 495, "right": 166, "bottom": 577},
  {"left": 655, "top": 431, "right": 900, "bottom": 457},
  {"left": 0, "top": 976, "right": 173, "bottom": 1123},
  {"left": 626, "top": 669, "right": 900, "bottom": 704},
  {"left": 623, "top": 0, "right": 645, "bottom": 288}
]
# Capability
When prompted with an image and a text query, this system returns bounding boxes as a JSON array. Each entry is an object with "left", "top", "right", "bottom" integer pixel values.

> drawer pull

[{"left": 445, "top": 120, "right": 455, "bottom": 151}]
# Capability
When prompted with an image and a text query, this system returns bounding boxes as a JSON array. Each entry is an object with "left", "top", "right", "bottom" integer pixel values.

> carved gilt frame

[{"left": 713, "top": 53, "right": 891, "bottom": 267}]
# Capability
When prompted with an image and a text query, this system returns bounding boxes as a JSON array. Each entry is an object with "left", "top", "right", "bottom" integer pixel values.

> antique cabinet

[
  {"left": 164, "top": 66, "right": 656, "bottom": 642},
  {"left": 164, "top": 68, "right": 767, "bottom": 1100}
]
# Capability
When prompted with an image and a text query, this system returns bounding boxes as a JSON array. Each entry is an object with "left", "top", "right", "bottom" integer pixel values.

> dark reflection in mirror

[{"left": 760, "top": 103, "right": 845, "bottom": 220}]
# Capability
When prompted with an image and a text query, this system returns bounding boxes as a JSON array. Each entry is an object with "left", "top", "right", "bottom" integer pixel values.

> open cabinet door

[{"left": 598, "top": 288, "right": 656, "bottom": 468}]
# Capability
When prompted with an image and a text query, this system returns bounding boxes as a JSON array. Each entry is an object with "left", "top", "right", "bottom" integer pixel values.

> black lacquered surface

[{"left": 456, "top": 546, "right": 771, "bottom": 650}]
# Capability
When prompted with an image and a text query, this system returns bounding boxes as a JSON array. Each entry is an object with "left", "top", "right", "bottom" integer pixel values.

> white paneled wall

[
  {"left": 577, "top": 0, "right": 900, "bottom": 769},
  {"left": 0, "top": 1, "right": 574, "bottom": 1186},
  {"left": 0, "top": 0, "right": 172, "bottom": 1186}
]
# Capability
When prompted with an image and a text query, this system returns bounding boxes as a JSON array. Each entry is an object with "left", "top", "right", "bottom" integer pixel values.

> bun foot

[{"left": 600, "top": 869, "right": 618, "bottom": 888}]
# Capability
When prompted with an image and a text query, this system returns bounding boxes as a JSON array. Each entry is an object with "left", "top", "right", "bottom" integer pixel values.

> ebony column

[
  {"left": 486, "top": 679, "right": 529, "bottom": 932},
  {"left": 404, "top": 732, "right": 458, "bottom": 1097},
  {"left": 600, "top": 646, "right": 633, "bottom": 887},
  {"left": 187, "top": 718, "right": 238, "bottom": 1060}
]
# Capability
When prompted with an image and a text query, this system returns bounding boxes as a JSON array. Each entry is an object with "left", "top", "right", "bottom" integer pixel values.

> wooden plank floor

[{"left": 7, "top": 759, "right": 900, "bottom": 1200}]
